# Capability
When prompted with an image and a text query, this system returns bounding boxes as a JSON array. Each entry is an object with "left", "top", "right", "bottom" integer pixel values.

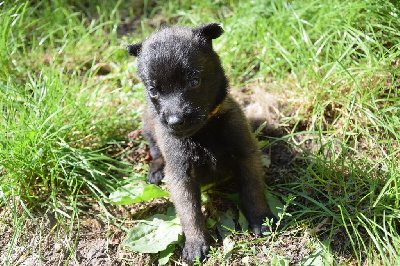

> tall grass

[
  {"left": 1, "top": 1, "right": 141, "bottom": 263},
  {"left": 1, "top": 0, "right": 399, "bottom": 264}
]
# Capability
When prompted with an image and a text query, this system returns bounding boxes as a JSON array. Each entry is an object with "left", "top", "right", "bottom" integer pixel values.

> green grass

[{"left": 1, "top": 0, "right": 399, "bottom": 265}]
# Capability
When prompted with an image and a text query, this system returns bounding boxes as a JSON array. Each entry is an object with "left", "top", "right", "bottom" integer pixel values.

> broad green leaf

[
  {"left": 201, "top": 191, "right": 211, "bottom": 203},
  {"left": 265, "top": 191, "right": 285, "bottom": 218},
  {"left": 206, "top": 217, "right": 217, "bottom": 229},
  {"left": 259, "top": 140, "right": 270, "bottom": 149},
  {"left": 238, "top": 209, "right": 249, "bottom": 231},
  {"left": 158, "top": 243, "right": 176, "bottom": 265},
  {"left": 108, "top": 182, "right": 169, "bottom": 205},
  {"left": 217, "top": 210, "right": 235, "bottom": 239},
  {"left": 261, "top": 154, "right": 271, "bottom": 168},
  {"left": 223, "top": 235, "right": 236, "bottom": 261},
  {"left": 271, "top": 253, "right": 290, "bottom": 266},
  {"left": 226, "top": 192, "right": 240, "bottom": 206},
  {"left": 124, "top": 213, "right": 182, "bottom": 254},
  {"left": 166, "top": 206, "right": 177, "bottom": 216},
  {"left": 262, "top": 245, "right": 268, "bottom": 255},
  {"left": 301, "top": 240, "right": 333, "bottom": 266},
  {"left": 302, "top": 250, "right": 323, "bottom": 266}
]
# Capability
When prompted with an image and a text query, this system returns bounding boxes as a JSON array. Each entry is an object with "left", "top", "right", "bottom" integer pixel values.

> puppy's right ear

[
  {"left": 126, "top": 43, "right": 142, "bottom": 56},
  {"left": 193, "top": 23, "right": 224, "bottom": 41}
]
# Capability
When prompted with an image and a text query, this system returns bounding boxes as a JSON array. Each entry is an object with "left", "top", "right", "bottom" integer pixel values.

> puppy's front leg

[{"left": 165, "top": 167, "right": 210, "bottom": 262}]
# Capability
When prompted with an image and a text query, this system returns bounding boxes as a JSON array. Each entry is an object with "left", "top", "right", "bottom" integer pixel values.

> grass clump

[
  {"left": 1, "top": 2, "right": 141, "bottom": 263},
  {"left": 1, "top": 0, "right": 399, "bottom": 265}
]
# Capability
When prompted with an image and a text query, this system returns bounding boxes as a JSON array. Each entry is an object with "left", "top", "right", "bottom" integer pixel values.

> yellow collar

[{"left": 208, "top": 104, "right": 221, "bottom": 118}]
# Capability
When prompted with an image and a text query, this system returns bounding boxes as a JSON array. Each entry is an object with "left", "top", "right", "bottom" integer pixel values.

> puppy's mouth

[{"left": 167, "top": 119, "right": 207, "bottom": 138}]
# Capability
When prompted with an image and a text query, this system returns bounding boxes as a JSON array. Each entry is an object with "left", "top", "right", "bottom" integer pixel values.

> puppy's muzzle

[
  {"left": 166, "top": 114, "right": 185, "bottom": 128},
  {"left": 163, "top": 112, "right": 204, "bottom": 137}
]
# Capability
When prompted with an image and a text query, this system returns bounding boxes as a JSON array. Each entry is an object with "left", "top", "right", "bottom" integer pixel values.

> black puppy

[{"left": 127, "top": 23, "right": 273, "bottom": 262}]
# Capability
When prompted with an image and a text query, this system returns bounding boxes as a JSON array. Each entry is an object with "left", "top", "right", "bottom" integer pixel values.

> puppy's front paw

[
  {"left": 247, "top": 212, "right": 275, "bottom": 235},
  {"left": 182, "top": 238, "right": 210, "bottom": 263},
  {"left": 147, "top": 156, "right": 164, "bottom": 185},
  {"left": 251, "top": 221, "right": 269, "bottom": 235}
]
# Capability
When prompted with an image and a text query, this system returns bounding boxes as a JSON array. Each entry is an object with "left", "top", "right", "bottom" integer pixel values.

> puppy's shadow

[{"left": 249, "top": 118, "right": 303, "bottom": 186}]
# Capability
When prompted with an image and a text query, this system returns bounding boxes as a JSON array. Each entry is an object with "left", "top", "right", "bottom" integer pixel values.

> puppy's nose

[{"left": 166, "top": 114, "right": 184, "bottom": 127}]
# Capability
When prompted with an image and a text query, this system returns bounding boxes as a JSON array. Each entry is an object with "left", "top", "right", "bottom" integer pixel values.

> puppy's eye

[
  {"left": 148, "top": 87, "right": 159, "bottom": 98},
  {"left": 189, "top": 78, "right": 201, "bottom": 88}
]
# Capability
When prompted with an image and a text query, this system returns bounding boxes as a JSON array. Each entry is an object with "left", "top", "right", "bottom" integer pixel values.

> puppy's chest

[
  {"left": 162, "top": 133, "right": 228, "bottom": 166},
  {"left": 180, "top": 138, "right": 221, "bottom": 165},
  {"left": 183, "top": 137, "right": 234, "bottom": 183},
  {"left": 155, "top": 120, "right": 233, "bottom": 167}
]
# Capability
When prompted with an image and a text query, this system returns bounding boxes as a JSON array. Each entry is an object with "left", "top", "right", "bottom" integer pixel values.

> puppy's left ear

[
  {"left": 193, "top": 23, "right": 224, "bottom": 40},
  {"left": 126, "top": 42, "right": 142, "bottom": 56}
]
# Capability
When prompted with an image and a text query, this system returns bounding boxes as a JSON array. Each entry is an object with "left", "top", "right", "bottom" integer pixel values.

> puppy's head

[{"left": 127, "top": 23, "right": 228, "bottom": 137}]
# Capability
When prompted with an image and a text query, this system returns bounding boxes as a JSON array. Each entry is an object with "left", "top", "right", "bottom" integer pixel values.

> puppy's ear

[
  {"left": 126, "top": 43, "right": 142, "bottom": 56},
  {"left": 193, "top": 23, "right": 224, "bottom": 40}
]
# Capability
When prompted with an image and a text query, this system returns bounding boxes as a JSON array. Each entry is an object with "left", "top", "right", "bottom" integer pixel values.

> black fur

[{"left": 127, "top": 23, "right": 273, "bottom": 263}]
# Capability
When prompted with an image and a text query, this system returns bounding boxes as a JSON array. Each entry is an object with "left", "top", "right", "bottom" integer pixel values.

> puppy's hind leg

[
  {"left": 148, "top": 155, "right": 164, "bottom": 185},
  {"left": 145, "top": 135, "right": 165, "bottom": 185},
  {"left": 234, "top": 155, "right": 274, "bottom": 234},
  {"left": 142, "top": 123, "right": 165, "bottom": 185}
]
